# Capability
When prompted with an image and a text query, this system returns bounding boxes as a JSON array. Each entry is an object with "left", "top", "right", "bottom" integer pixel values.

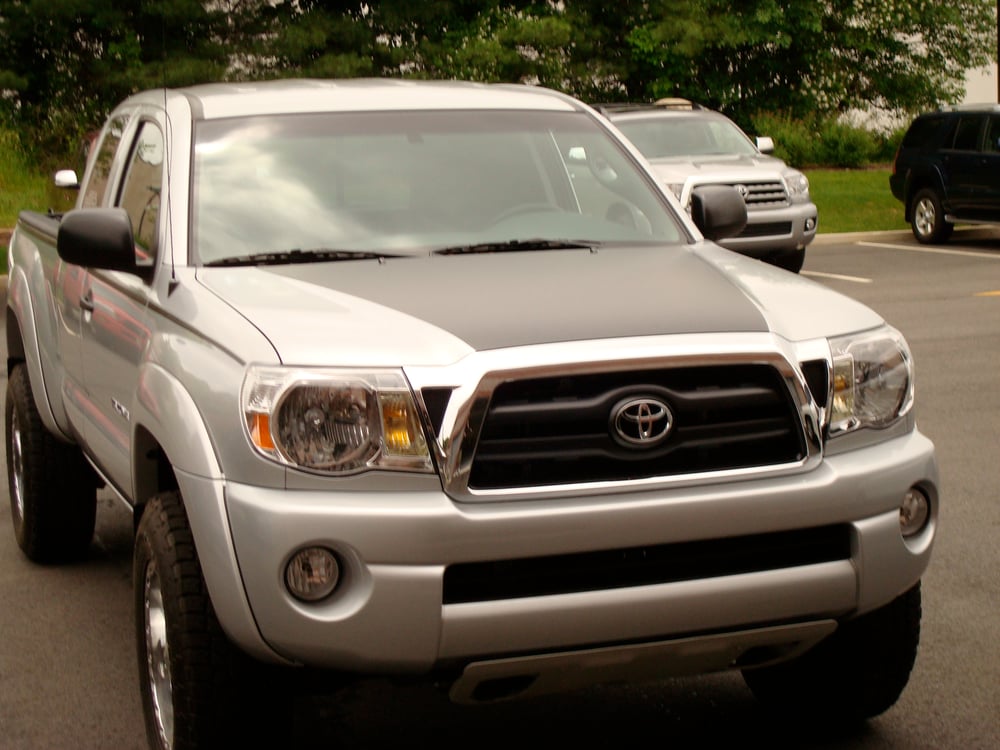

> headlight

[
  {"left": 828, "top": 327, "right": 914, "bottom": 436},
  {"left": 242, "top": 366, "right": 432, "bottom": 474},
  {"left": 784, "top": 170, "right": 810, "bottom": 200}
]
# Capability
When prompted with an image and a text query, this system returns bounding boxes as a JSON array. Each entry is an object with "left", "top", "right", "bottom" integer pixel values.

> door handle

[{"left": 80, "top": 289, "right": 95, "bottom": 313}]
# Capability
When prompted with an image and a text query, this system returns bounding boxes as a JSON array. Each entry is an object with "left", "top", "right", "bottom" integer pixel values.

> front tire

[
  {"left": 770, "top": 248, "right": 805, "bottom": 273},
  {"left": 135, "top": 491, "right": 291, "bottom": 750},
  {"left": 5, "top": 362, "right": 97, "bottom": 562},
  {"left": 910, "top": 188, "right": 953, "bottom": 244},
  {"left": 742, "top": 582, "right": 922, "bottom": 724}
]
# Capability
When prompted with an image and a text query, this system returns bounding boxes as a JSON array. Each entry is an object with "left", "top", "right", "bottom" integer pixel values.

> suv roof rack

[
  {"left": 595, "top": 98, "right": 705, "bottom": 116},
  {"left": 936, "top": 102, "right": 1000, "bottom": 113}
]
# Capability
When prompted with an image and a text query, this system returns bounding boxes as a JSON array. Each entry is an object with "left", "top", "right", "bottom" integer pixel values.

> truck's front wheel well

[
  {"left": 132, "top": 425, "right": 179, "bottom": 531},
  {"left": 6, "top": 308, "right": 26, "bottom": 373}
]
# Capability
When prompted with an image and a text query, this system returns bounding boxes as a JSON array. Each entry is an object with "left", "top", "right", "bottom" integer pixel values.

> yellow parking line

[{"left": 974, "top": 290, "right": 1000, "bottom": 297}]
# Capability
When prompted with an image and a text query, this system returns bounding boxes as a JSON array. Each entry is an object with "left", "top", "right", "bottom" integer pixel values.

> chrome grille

[
  {"left": 467, "top": 364, "right": 806, "bottom": 490},
  {"left": 724, "top": 180, "right": 789, "bottom": 209}
]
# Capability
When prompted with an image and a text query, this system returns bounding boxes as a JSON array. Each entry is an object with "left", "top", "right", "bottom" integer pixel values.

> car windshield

[
  {"left": 616, "top": 115, "right": 759, "bottom": 160},
  {"left": 191, "top": 110, "right": 686, "bottom": 265}
]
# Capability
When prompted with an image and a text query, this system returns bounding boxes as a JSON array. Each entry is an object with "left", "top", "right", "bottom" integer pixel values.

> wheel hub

[
  {"left": 914, "top": 198, "right": 935, "bottom": 237},
  {"left": 144, "top": 562, "right": 174, "bottom": 749}
]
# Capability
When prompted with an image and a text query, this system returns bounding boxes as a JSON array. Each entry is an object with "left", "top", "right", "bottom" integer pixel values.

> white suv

[{"left": 603, "top": 100, "right": 818, "bottom": 272}]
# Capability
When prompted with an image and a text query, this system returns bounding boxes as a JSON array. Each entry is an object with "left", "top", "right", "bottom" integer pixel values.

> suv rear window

[
  {"left": 950, "top": 115, "right": 985, "bottom": 151},
  {"left": 901, "top": 116, "right": 946, "bottom": 149}
]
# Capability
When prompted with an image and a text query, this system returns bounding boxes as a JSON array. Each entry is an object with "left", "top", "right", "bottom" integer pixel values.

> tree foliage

[
  {"left": 0, "top": 0, "right": 995, "bottom": 152},
  {"left": 622, "top": 0, "right": 997, "bottom": 124},
  {"left": 0, "top": 1, "right": 234, "bottom": 148}
]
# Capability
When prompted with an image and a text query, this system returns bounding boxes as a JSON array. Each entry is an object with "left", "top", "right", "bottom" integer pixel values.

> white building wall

[{"left": 963, "top": 63, "right": 998, "bottom": 104}]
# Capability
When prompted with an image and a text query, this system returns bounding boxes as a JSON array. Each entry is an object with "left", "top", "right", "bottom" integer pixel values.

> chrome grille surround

[{"left": 405, "top": 333, "right": 829, "bottom": 503}]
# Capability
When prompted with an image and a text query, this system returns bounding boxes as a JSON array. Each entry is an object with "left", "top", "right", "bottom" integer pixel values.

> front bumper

[
  {"left": 210, "top": 427, "right": 937, "bottom": 683},
  {"left": 718, "top": 201, "right": 818, "bottom": 257}
]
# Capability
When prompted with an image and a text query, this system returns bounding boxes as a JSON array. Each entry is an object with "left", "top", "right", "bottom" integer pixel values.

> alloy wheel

[
  {"left": 914, "top": 197, "right": 936, "bottom": 238},
  {"left": 144, "top": 562, "right": 174, "bottom": 749}
]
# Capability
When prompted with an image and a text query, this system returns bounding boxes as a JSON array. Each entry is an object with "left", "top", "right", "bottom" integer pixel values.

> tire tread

[{"left": 6, "top": 363, "right": 97, "bottom": 562}]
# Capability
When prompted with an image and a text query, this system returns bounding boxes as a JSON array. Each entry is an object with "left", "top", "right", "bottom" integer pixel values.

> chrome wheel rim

[
  {"left": 144, "top": 562, "right": 174, "bottom": 749},
  {"left": 10, "top": 407, "right": 25, "bottom": 521},
  {"left": 914, "top": 197, "right": 935, "bottom": 238}
]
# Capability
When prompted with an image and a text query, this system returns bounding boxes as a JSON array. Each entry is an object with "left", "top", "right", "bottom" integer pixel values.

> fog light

[
  {"left": 899, "top": 488, "right": 930, "bottom": 538},
  {"left": 805, "top": 217, "right": 817, "bottom": 231},
  {"left": 285, "top": 547, "right": 340, "bottom": 602}
]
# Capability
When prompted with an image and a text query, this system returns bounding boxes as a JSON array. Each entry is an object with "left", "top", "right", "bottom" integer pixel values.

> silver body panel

[{"left": 220, "top": 428, "right": 935, "bottom": 670}]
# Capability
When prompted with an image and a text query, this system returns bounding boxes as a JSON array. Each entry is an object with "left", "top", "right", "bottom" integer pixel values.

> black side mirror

[
  {"left": 690, "top": 185, "right": 748, "bottom": 242},
  {"left": 57, "top": 208, "right": 151, "bottom": 281}
]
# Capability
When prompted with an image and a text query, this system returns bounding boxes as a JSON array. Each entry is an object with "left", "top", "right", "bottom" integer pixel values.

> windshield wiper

[
  {"left": 432, "top": 239, "right": 599, "bottom": 256},
  {"left": 204, "top": 248, "right": 400, "bottom": 267}
]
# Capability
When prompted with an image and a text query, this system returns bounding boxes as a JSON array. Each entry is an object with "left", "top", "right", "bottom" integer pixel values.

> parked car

[
  {"left": 890, "top": 103, "right": 1000, "bottom": 244},
  {"left": 600, "top": 99, "right": 818, "bottom": 272}
]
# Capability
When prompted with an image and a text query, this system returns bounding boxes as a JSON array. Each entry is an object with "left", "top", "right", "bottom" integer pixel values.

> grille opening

[
  {"left": 800, "top": 360, "right": 829, "bottom": 409},
  {"left": 736, "top": 221, "right": 793, "bottom": 238},
  {"left": 443, "top": 525, "right": 851, "bottom": 604},
  {"left": 469, "top": 364, "right": 805, "bottom": 489},
  {"left": 470, "top": 675, "right": 538, "bottom": 702},
  {"left": 421, "top": 387, "right": 454, "bottom": 436}
]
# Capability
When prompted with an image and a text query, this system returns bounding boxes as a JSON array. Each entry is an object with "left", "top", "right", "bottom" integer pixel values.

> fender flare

[
  {"left": 5, "top": 266, "right": 73, "bottom": 441},
  {"left": 132, "top": 361, "right": 223, "bottom": 494},
  {"left": 131, "top": 362, "right": 290, "bottom": 664}
]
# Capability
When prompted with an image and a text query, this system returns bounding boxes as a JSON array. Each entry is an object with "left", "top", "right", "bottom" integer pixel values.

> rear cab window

[{"left": 79, "top": 114, "right": 130, "bottom": 208}]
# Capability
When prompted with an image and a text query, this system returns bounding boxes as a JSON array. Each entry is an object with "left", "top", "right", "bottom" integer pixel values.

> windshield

[
  {"left": 191, "top": 110, "right": 685, "bottom": 265},
  {"left": 616, "top": 115, "right": 760, "bottom": 160}
]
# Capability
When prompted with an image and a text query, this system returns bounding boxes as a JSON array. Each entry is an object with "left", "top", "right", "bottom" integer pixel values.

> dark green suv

[{"left": 890, "top": 104, "right": 1000, "bottom": 243}]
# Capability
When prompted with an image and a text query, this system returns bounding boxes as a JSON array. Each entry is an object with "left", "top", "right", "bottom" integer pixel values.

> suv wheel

[
  {"left": 771, "top": 249, "right": 805, "bottom": 274},
  {"left": 910, "top": 188, "right": 953, "bottom": 244}
]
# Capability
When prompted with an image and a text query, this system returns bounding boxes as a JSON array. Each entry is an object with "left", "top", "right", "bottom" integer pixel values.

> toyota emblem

[
  {"left": 610, "top": 396, "right": 674, "bottom": 448},
  {"left": 734, "top": 184, "right": 750, "bottom": 201}
]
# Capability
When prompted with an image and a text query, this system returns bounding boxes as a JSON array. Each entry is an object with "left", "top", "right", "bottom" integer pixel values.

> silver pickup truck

[{"left": 6, "top": 80, "right": 938, "bottom": 750}]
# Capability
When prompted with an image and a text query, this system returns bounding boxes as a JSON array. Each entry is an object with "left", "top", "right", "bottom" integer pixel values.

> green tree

[
  {"left": 0, "top": 0, "right": 230, "bottom": 151},
  {"left": 621, "top": 0, "right": 996, "bottom": 123},
  {"left": 1, "top": 1, "right": 995, "bottom": 154},
  {"left": 253, "top": 1, "right": 573, "bottom": 86}
]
